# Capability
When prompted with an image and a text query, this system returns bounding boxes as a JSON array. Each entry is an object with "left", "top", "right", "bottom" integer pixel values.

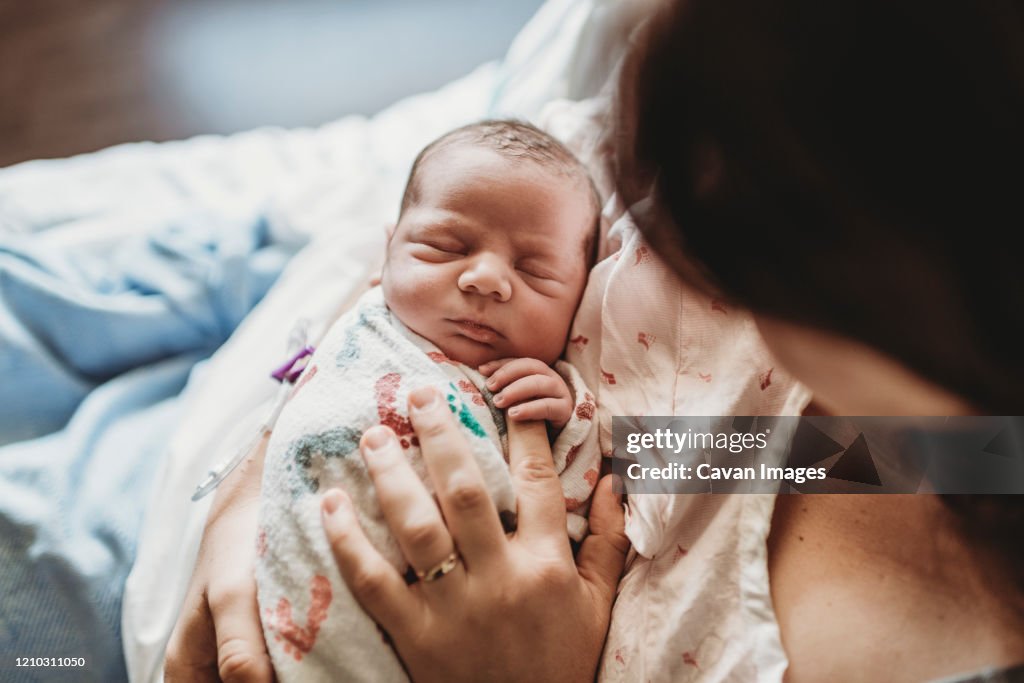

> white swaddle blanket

[{"left": 255, "top": 286, "right": 599, "bottom": 683}]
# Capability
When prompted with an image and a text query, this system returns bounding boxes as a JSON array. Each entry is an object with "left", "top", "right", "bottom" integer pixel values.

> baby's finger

[
  {"left": 506, "top": 398, "right": 570, "bottom": 424},
  {"left": 486, "top": 358, "right": 558, "bottom": 393},
  {"left": 477, "top": 358, "right": 517, "bottom": 377},
  {"left": 493, "top": 374, "right": 565, "bottom": 410},
  {"left": 321, "top": 489, "right": 414, "bottom": 634}
]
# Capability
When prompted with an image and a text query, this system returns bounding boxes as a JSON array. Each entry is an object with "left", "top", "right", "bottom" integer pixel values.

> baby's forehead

[
  {"left": 419, "top": 138, "right": 576, "bottom": 181},
  {"left": 403, "top": 136, "right": 599, "bottom": 258},
  {"left": 417, "top": 143, "right": 596, "bottom": 213}
]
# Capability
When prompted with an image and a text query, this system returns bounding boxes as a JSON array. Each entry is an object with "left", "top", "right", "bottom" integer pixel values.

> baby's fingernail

[
  {"left": 363, "top": 427, "right": 394, "bottom": 453},
  {"left": 322, "top": 489, "right": 346, "bottom": 515},
  {"left": 486, "top": 378, "right": 497, "bottom": 389},
  {"left": 409, "top": 387, "right": 440, "bottom": 412},
  {"left": 493, "top": 393, "right": 504, "bottom": 405},
  {"left": 509, "top": 407, "right": 520, "bottom": 418}
]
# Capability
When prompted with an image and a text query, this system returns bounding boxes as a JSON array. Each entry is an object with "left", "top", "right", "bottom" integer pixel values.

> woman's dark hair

[
  {"left": 617, "top": 0, "right": 1024, "bottom": 415},
  {"left": 616, "top": 0, "right": 1024, "bottom": 585}
]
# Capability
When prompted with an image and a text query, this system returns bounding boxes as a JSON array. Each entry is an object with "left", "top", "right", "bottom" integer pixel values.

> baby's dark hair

[{"left": 399, "top": 119, "right": 601, "bottom": 264}]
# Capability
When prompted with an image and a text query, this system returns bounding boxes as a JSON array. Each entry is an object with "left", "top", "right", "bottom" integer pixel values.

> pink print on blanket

[
  {"left": 374, "top": 372, "right": 417, "bottom": 449},
  {"left": 264, "top": 575, "right": 333, "bottom": 662}
]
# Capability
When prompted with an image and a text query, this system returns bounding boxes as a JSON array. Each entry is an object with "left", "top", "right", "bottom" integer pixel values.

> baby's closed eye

[
  {"left": 514, "top": 259, "right": 561, "bottom": 282},
  {"left": 516, "top": 267, "right": 556, "bottom": 280},
  {"left": 411, "top": 240, "right": 466, "bottom": 260},
  {"left": 424, "top": 238, "right": 466, "bottom": 252}
]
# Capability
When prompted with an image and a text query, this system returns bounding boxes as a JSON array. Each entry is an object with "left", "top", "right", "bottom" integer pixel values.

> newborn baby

[{"left": 256, "top": 120, "right": 602, "bottom": 683}]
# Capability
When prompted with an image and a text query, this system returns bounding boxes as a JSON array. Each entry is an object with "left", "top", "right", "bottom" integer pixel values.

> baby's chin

[
  {"left": 434, "top": 336, "right": 504, "bottom": 370},
  {"left": 436, "top": 336, "right": 561, "bottom": 370}
]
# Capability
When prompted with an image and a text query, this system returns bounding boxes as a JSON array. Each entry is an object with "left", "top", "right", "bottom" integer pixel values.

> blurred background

[{"left": 0, "top": 0, "right": 545, "bottom": 168}]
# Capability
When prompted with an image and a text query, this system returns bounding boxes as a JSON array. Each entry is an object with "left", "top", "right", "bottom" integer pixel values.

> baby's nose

[{"left": 458, "top": 255, "right": 512, "bottom": 302}]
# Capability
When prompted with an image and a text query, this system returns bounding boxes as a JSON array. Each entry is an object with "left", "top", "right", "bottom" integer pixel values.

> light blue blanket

[{"left": 0, "top": 208, "right": 298, "bottom": 681}]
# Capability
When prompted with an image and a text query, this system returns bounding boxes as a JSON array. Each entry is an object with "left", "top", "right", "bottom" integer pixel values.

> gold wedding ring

[{"left": 416, "top": 551, "right": 461, "bottom": 583}]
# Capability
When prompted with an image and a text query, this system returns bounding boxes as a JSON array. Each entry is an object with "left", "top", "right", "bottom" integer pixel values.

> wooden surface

[
  {"left": 0, "top": 0, "right": 543, "bottom": 168},
  {"left": 0, "top": 0, "right": 167, "bottom": 167}
]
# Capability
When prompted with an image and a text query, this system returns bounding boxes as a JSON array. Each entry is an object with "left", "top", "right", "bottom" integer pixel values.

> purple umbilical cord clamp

[{"left": 271, "top": 346, "right": 315, "bottom": 384}]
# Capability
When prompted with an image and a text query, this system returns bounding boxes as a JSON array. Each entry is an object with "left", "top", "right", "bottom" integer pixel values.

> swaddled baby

[{"left": 256, "top": 120, "right": 602, "bottom": 683}]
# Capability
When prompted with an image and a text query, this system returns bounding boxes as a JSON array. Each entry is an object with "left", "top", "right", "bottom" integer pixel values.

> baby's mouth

[{"left": 448, "top": 318, "right": 503, "bottom": 344}]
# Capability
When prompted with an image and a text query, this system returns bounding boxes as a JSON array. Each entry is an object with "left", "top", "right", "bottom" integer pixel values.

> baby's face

[{"left": 382, "top": 146, "right": 595, "bottom": 368}]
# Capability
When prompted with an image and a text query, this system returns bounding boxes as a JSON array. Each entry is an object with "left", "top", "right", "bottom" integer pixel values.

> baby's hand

[{"left": 479, "top": 358, "right": 573, "bottom": 430}]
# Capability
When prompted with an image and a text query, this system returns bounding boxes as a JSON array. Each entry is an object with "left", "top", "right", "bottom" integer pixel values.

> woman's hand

[
  {"left": 164, "top": 437, "right": 274, "bottom": 683},
  {"left": 321, "top": 386, "right": 630, "bottom": 683}
]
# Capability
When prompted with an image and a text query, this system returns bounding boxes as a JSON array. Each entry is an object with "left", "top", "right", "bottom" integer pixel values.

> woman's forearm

[
  {"left": 165, "top": 433, "right": 273, "bottom": 683},
  {"left": 206, "top": 433, "right": 269, "bottom": 521}
]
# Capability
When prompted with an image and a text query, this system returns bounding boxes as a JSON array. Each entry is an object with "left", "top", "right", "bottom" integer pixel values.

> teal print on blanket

[
  {"left": 446, "top": 383, "right": 486, "bottom": 438},
  {"left": 285, "top": 426, "right": 363, "bottom": 494},
  {"left": 335, "top": 310, "right": 370, "bottom": 365},
  {"left": 335, "top": 304, "right": 400, "bottom": 367}
]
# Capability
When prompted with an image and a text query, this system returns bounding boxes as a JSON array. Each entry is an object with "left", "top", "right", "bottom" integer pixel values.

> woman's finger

[
  {"left": 505, "top": 418, "right": 570, "bottom": 548},
  {"left": 208, "top": 583, "right": 277, "bottom": 683},
  {"left": 493, "top": 374, "right": 564, "bottom": 409},
  {"left": 359, "top": 426, "right": 457, "bottom": 583},
  {"left": 321, "top": 488, "right": 415, "bottom": 633},
  {"left": 575, "top": 476, "right": 630, "bottom": 604},
  {"left": 407, "top": 387, "right": 509, "bottom": 571},
  {"left": 165, "top": 581, "right": 275, "bottom": 683},
  {"left": 164, "top": 592, "right": 221, "bottom": 683}
]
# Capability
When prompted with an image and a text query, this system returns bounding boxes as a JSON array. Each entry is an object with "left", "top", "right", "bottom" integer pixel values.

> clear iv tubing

[{"left": 190, "top": 320, "right": 312, "bottom": 502}]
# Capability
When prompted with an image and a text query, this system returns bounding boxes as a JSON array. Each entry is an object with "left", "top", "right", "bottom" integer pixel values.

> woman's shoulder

[{"left": 769, "top": 495, "right": 1024, "bottom": 682}]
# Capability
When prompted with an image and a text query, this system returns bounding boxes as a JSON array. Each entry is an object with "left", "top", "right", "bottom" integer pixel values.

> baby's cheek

[
  {"left": 386, "top": 284, "right": 428, "bottom": 323},
  {"left": 515, "top": 301, "right": 575, "bottom": 364},
  {"left": 385, "top": 263, "right": 446, "bottom": 303}
]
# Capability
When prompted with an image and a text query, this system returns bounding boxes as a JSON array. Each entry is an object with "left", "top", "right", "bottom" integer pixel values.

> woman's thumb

[{"left": 575, "top": 475, "right": 630, "bottom": 602}]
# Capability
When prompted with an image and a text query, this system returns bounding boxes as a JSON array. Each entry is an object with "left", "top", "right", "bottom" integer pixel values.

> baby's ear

[{"left": 368, "top": 224, "right": 394, "bottom": 287}]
